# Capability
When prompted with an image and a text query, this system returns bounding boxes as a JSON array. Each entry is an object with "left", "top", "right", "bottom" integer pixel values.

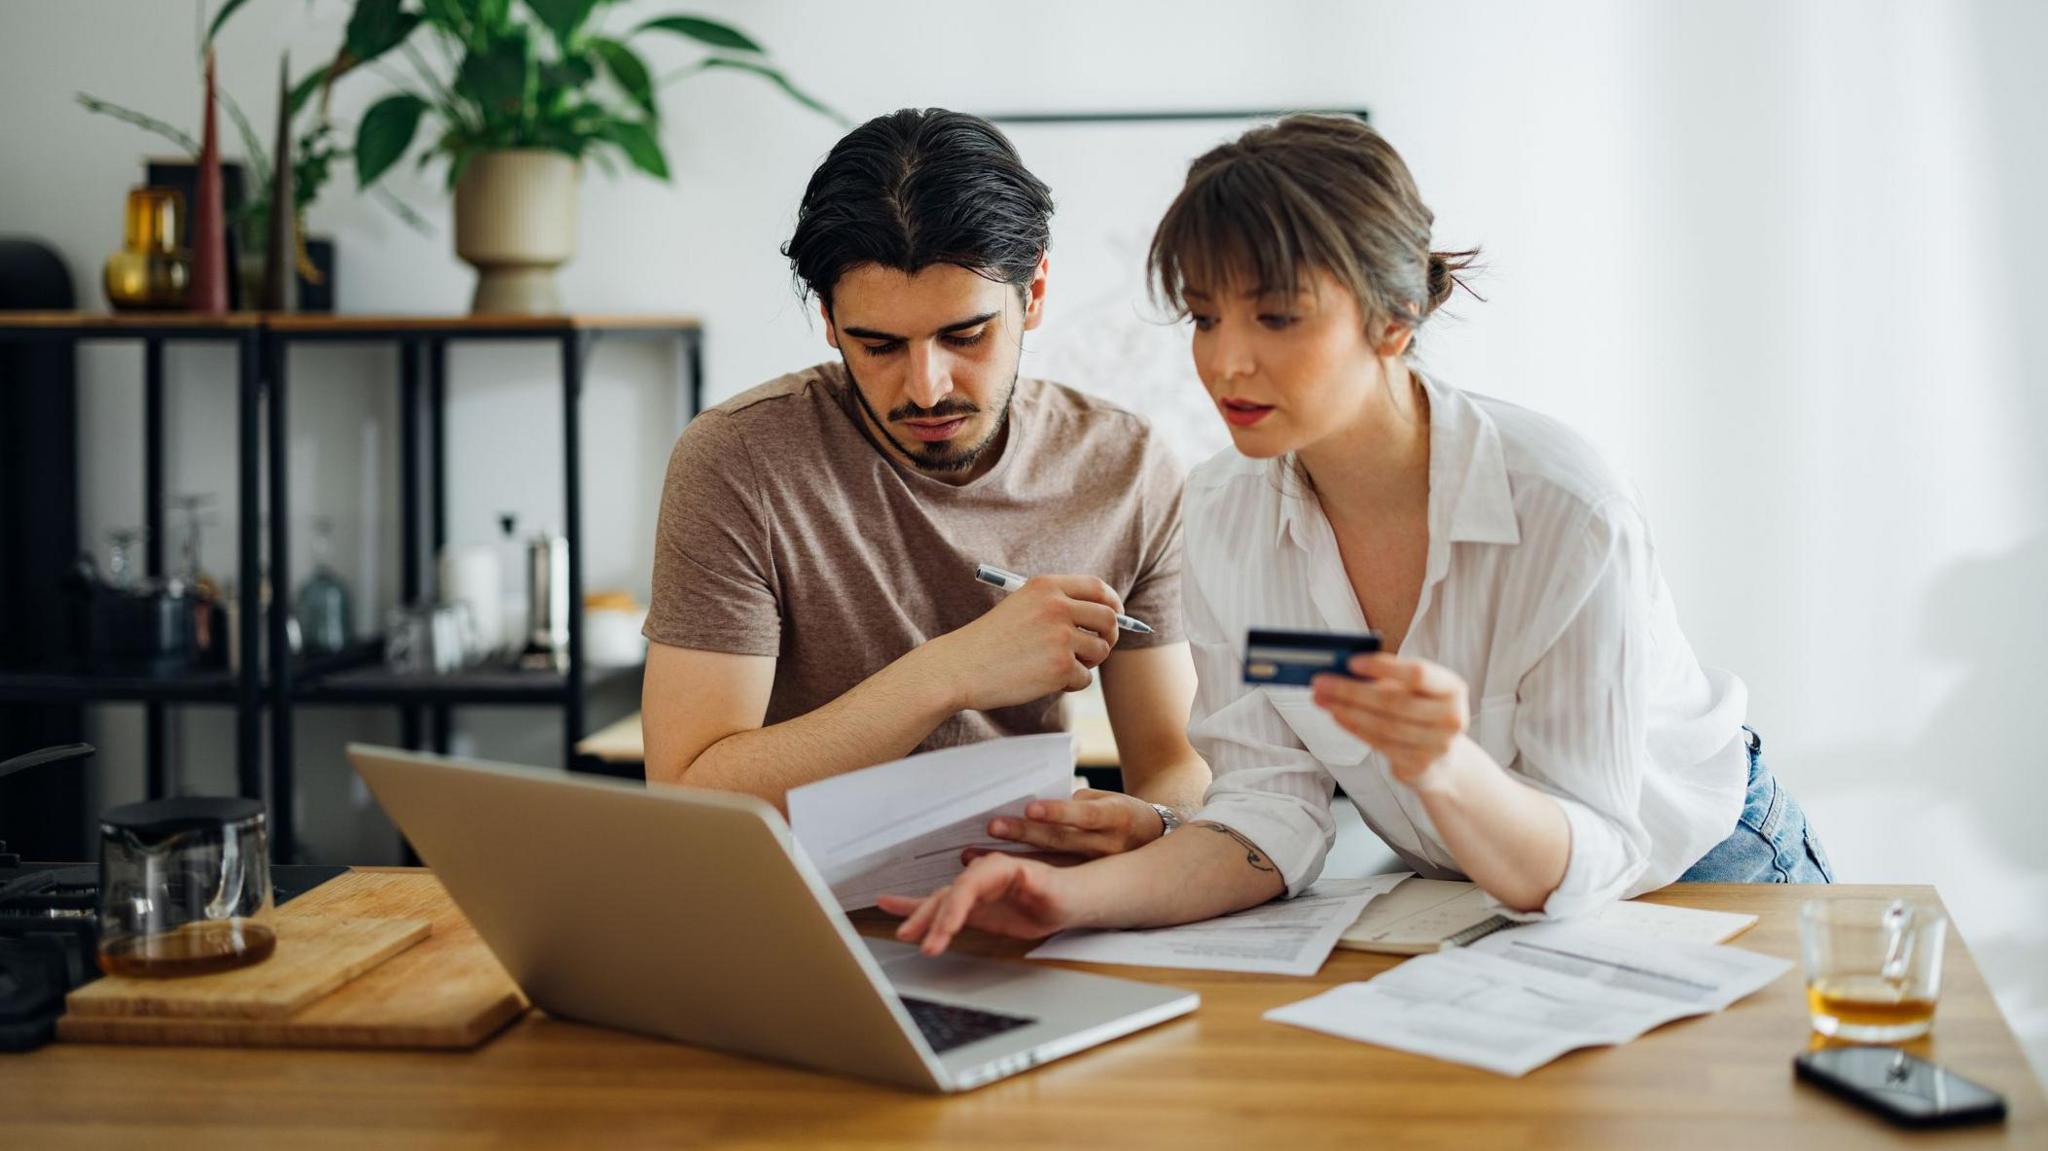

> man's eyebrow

[{"left": 841, "top": 311, "right": 1000, "bottom": 342}]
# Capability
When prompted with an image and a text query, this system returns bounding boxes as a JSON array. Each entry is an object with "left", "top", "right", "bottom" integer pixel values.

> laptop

[{"left": 347, "top": 745, "right": 1198, "bottom": 1092}]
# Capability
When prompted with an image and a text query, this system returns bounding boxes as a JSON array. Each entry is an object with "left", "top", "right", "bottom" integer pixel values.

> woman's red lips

[
  {"left": 903, "top": 417, "right": 969, "bottom": 442},
  {"left": 1220, "top": 398, "right": 1275, "bottom": 428}
]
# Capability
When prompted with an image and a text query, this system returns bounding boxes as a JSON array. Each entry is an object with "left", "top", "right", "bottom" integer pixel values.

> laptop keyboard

[{"left": 899, "top": 996, "right": 1035, "bottom": 1054}]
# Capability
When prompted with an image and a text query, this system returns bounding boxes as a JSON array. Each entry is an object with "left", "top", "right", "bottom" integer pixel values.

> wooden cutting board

[
  {"left": 67, "top": 915, "right": 429, "bottom": 1019},
  {"left": 57, "top": 871, "right": 528, "bottom": 1049}
]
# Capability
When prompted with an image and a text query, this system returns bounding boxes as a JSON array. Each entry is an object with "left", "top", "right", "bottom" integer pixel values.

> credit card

[{"left": 1243, "top": 628, "right": 1383, "bottom": 685}]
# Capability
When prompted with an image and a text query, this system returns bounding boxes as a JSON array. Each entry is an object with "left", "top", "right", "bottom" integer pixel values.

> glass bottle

[
  {"left": 172, "top": 495, "right": 225, "bottom": 667},
  {"left": 104, "top": 528, "right": 142, "bottom": 589},
  {"left": 170, "top": 495, "right": 220, "bottom": 600},
  {"left": 295, "top": 516, "right": 352, "bottom": 655}
]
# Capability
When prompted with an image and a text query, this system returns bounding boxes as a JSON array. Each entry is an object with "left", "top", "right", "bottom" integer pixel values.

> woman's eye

[
  {"left": 1190, "top": 314, "right": 1217, "bottom": 332},
  {"left": 1258, "top": 314, "right": 1298, "bottom": 331}
]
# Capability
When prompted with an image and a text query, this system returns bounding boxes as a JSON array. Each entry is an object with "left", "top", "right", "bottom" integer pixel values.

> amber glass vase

[{"left": 104, "top": 186, "right": 192, "bottom": 310}]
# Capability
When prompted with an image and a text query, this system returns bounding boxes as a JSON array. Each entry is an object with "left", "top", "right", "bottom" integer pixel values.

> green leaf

[
  {"left": 419, "top": 0, "right": 473, "bottom": 39},
  {"left": 525, "top": 0, "right": 600, "bottom": 49},
  {"left": 205, "top": 0, "right": 255, "bottom": 45},
  {"left": 694, "top": 56, "right": 845, "bottom": 125},
  {"left": 539, "top": 56, "right": 595, "bottom": 90},
  {"left": 75, "top": 92, "right": 200, "bottom": 155},
  {"left": 346, "top": 0, "right": 423, "bottom": 64},
  {"left": 635, "top": 14, "right": 762, "bottom": 53},
  {"left": 477, "top": 0, "right": 512, "bottom": 34},
  {"left": 601, "top": 118, "right": 667, "bottom": 180},
  {"left": 458, "top": 32, "right": 534, "bottom": 122},
  {"left": 287, "top": 65, "right": 331, "bottom": 117},
  {"left": 587, "top": 37, "right": 654, "bottom": 116},
  {"left": 345, "top": 0, "right": 401, "bottom": 56},
  {"left": 356, "top": 93, "right": 429, "bottom": 188}
]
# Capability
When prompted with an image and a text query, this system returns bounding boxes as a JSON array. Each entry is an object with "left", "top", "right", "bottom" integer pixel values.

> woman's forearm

[{"left": 1410, "top": 736, "right": 1571, "bottom": 912}]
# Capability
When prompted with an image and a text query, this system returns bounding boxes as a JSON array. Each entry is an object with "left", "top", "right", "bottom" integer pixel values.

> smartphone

[
  {"left": 1794, "top": 1047, "right": 2007, "bottom": 1129},
  {"left": 1243, "top": 628, "right": 1383, "bottom": 686}
]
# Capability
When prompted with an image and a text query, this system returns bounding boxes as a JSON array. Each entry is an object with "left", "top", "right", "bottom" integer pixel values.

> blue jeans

[{"left": 1677, "top": 728, "right": 1835, "bottom": 883}]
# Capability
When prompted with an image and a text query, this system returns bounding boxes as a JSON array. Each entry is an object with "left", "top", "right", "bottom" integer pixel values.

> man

[{"left": 640, "top": 108, "right": 1207, "bottom": 855}]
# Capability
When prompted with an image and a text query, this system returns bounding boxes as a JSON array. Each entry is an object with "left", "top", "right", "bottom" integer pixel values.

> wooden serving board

[
  {"left": 67, "top": 916, "right": 429, "bottom": 1019},
  {"left": 57, "top": 871, "right": 528, "bottom": 1049}
]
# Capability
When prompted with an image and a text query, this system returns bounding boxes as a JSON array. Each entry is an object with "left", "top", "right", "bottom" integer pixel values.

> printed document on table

[
  {"left": 1338, "top": 877, "right": 1759, "bottom": 954},
  {"left": 787, "top": 732, "right": 1075, "bottom": 911},
  {"left": 1265, "top": 920, "right": 1792, "bottom": 1076},
  {"left": 1024, "top": 875, "right": 1406, "bottom": 976}
]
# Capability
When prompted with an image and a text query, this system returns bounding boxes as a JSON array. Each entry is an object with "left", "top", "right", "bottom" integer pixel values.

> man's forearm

[
  {"left": 671, "top": 646, "right": 960, "bottom": 811},
  {"left": 1124, "top": 755, "right": 1210, "bottom": 814},
  {"left": 1064, "top": 818, "right": 1287, "bottom": 930}
]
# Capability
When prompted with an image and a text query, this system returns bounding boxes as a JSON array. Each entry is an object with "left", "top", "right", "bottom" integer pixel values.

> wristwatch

[{"left": 1149, "top": 803, "right": 1182, "bottom": 837}]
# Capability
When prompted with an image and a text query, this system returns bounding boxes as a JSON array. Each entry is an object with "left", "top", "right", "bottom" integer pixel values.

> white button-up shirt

[{"left": 1185, "top": 371, "right": 1749, "bottom": 918}]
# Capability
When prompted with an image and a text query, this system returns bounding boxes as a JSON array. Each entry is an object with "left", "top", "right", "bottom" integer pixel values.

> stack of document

[
  {"left": 787, "top": 733, "right": 1075, "bottom": 911},
  {"left": 1266, "top": 919, "right": 1792, "bottom": 1076}
]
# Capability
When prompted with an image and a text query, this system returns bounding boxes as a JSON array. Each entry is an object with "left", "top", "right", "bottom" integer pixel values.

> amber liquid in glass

[
  {"left": 1807, "top": 975, "right": 1937, "bottom": 1031},
  {"left": 97, "top": 920, "right": 277, "bottom": 977}
]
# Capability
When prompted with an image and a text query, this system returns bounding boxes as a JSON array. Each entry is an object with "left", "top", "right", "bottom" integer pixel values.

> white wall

[{"left": 3, "top": 0, "right": 2043, "bottom": 1080}]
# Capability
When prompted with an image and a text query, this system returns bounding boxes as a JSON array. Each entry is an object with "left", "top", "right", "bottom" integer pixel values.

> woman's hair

[
  {"left": 1148, "top": 114, "right": 1478, "bottom": 348},
  {"left": 782, "top": 108, "right": 1054, "bottom": 310}
]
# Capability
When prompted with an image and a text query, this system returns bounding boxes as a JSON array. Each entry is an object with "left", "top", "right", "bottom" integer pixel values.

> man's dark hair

[{"left": 782, "top": 108, "right": 1054, "bottom": 309}]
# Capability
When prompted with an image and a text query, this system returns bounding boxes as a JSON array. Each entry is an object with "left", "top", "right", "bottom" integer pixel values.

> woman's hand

[
  {"left": 1312, "top": 653, "right": 1469, "bottom": 787},
  {"left": 876, "top": 853, "right": 1085, "bottom": 956},
  {"left": 984, "top": 789, "right": 1167, "bottom": 858}
]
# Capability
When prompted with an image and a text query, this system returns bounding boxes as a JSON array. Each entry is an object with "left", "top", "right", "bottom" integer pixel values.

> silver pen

[{"left": 973, "top": 563, "right": 1155, "bottom": 635}]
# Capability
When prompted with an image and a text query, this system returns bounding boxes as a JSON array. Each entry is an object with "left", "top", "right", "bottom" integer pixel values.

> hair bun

[
  {"left": 1425, "top": 253, "right": 1455, "bottom": 313},
  {"left": 1424, "top": 248, "right": 1480, "bottom": 316}
]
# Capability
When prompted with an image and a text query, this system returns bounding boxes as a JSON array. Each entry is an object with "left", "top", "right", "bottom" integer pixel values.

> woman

[{"left": 883, "top": 115, "right": 1829, "bottom": 954}]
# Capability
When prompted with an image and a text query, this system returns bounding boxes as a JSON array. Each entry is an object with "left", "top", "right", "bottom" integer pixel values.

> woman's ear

[{"left": 1373, "top": 320, "right": 1414, "bottom": 359}]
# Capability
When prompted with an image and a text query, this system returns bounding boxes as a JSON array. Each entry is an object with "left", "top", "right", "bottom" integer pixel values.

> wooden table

[{"left": 5, "top": 878, "right": 2041, "bottom": 1149}]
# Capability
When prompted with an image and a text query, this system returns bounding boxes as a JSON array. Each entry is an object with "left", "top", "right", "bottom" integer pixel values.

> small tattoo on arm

[{"left": 1191, "top": 821, "right": 1278, "bottom": 873}]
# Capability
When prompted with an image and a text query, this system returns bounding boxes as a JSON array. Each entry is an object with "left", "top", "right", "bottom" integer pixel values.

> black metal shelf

[
  {"left": 0, "top": 317, "right": 265, "bottom": 805},
  {"left": 0, "top": 646, "right": 642, "bottom": 708},
  {"left": 293, "top": 657, "right": 642, "bottom": 705},
  {"left": 0, "top": 666, "right": 239, "bottom": 705},
  {"left": 0, "top": 312, "right": 703, "bottom": 864}
]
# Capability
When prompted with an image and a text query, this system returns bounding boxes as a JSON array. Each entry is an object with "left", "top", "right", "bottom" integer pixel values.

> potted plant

[
  {"left": 80, "top": 1, "right": 429, "bottom": 310},
  {"left": 334, "top": 0, "right": 839, "bottom": 313}
]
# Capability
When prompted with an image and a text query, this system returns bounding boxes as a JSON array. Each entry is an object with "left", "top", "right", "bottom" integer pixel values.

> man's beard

[{"left": 841, "top": 355, "right": 1018, "bottom": 475}]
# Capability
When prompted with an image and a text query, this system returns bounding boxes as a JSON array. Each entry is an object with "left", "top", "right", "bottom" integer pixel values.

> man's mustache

[{"left": 887, "top": 399, "right": 981, "bottom": 422}]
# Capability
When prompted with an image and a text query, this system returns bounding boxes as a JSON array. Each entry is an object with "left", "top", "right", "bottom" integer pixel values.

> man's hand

[
  {"left": 926, "top": 575, "right": 1127, "bottom": 712},
  {"left": 877, "top": 853, "right": 1084, "bottom": 956},
  {"left": 985, "top": 789, "right": 1166, "bottom": 858}
]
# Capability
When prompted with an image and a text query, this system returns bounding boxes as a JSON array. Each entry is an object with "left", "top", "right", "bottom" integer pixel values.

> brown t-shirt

[{"left": 644, "top": 361, "right": 1186, "bottom": 753}]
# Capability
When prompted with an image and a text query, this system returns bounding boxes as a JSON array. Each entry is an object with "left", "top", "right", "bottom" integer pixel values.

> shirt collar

[{"left": 1273, "top": 369, "right": 1520, "bottom": 551}]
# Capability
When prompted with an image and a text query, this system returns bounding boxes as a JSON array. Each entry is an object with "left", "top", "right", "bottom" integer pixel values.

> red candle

[{"left": 187, "top": 49, "right": 229, "bottom": 314}]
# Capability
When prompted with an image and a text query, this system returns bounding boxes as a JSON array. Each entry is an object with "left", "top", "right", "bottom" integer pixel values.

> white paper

[
  {"left": 1583, "top": 899, "right": 1757, "bottom": 945},
  {"left": 1340, "top": 877, "right": 1758, "bottom": 953},
  {"left": 1469, "top": 920, "right": 1790, "bottom": 1013},
  {"left": 1025, "top": 875, "right": 1406, "bottom": 976},
  {"left": 1265, "top": 920, "right": 1792, "bottom": 1076},
  {"left": 787, "top": 733, "right": 1075, "bottom": 911}
]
